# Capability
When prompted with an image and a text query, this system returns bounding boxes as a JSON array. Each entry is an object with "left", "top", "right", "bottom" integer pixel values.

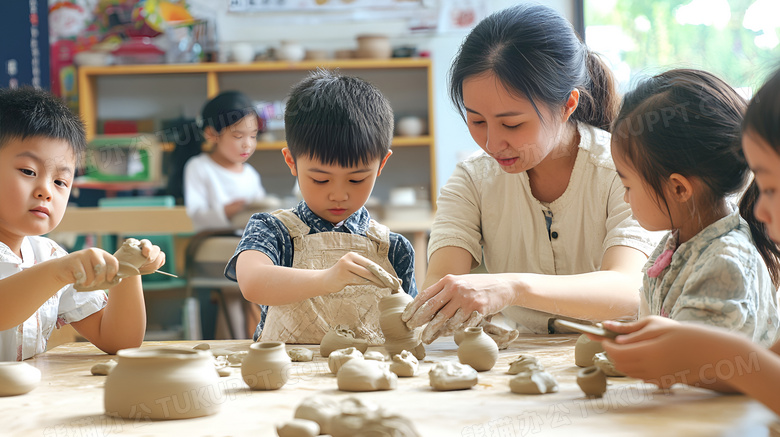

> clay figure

[
  {"left": 577, "top": 366, "right": 607, "bottom": 398},
  {"left": 76, "top": 238, "right": 149, "bottom": 291},
  {"left": 428, "top": 362, "right": 478, "bottom": 391},
  {"left": 320, "top": 325, "right": 369, "bottom": 357},
  {"left": 0, "top": 362, "right": 41, "bottom": 396},
  {"left": 574, "top": 334, "right": 604, "bottom": 367},
  {"left": 294, "top": 396, "right": 341, "bottom": 435},
  {"left": 227, "top": 351, "right": 248, "bottom": 366},
  {"left": 509, "top": 370, "right": 559, "bottom": 394},
  {"left": 507, "top": 355, "right": 543, "bottom": 375},
  {"left": 104, "top": 347, "right": 221, "bottom": 420},
  {"left": 593, "top": 352, "right": 625, "bottom": 377},
  {"left": 242, "top": 341, "right": 291, "bottom": 390},
  {"left": 328, "top": 347, "right": 364, "bottom": 374},
  {"left": 276, "top": 419, "right": 320, "bottom": 437},
  {"left": 364, "top": 350, "right": 386, "bottom": 361},
  {"left": 457, "top": 326, "right": 499, "bottom": 371},
  {"left": 287, "top": 347, "right": 314, "bottom": 362},
  {"left": 90, "top": 359, "right": 118, "bottom": 376},
  {"left": 336, "top": 359, "right": 398, "bottom": 392},
  {"left": 389, "top": 350, "right": 418, "bottom": 377}
]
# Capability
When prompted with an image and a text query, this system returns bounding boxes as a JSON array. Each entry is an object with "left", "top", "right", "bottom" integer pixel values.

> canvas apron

[{"left": 259, "top": 209, "right": 397, "bottom": 345}]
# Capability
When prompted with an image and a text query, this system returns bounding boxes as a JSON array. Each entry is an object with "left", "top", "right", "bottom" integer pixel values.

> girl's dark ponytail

[{"left": 739, "top": 181, "right": 780, "bottom": 287}]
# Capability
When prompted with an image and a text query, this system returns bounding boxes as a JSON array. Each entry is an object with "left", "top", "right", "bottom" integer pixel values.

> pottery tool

[
  {"left": 154, "top": 270, "right": 178, "bottom": 278},
  {"left": 553, "top": 319, "right": 619, "bottom": 340}
]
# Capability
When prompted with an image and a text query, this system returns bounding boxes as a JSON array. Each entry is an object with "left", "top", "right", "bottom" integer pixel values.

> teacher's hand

[{"left": 401, "top": 273, "right": 516, "bottom": 344}]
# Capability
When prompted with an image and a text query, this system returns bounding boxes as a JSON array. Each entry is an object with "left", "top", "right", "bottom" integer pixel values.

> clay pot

[
  {"left": 242, "top": 341, "right": 292, "bottom": 390},
  {"left": 277, "top": 40, "right": 305, "bottom": 62},
  {"left": 457, "top": 326, "right": 498, "bottom": 371},
  {"left": 396, "top": 116, "right": 425, "bottom": 137},
  {"left": 104, "top": 347, "right": 220, "bottom": 420},
  {"left": 577, "top": 366, "right": 607, "bottom": 398},
  {"left": 356, "top": 34, "right": 391, "bottom": 59},
  {"left": 379, "top": 293, "right": 425, "bottom": 360},
  {"left": 574, "top": 334, "right": 604, "bottom": 367},
  {"left": 0, "top": 362, "right": 41, "bottom": 396}
]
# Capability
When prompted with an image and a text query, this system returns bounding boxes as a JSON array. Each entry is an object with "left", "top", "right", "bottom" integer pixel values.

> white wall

[{"left": 185, "top": 0, "right": 575, "bottom": 194}]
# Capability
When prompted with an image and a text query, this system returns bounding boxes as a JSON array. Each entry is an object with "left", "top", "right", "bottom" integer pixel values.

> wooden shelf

[{"left": 160, "top": 135, "right": 433, "bottom": 152}]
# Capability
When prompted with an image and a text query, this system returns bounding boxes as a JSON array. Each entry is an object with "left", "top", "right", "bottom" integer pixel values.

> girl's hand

[
  {"left": 57, "top": 248, "right": 119, "bottom": 289},
  {"left": 135, "top": 239, "right": 166, "bottom": 275},
  {"left": 321, "top": 252, "right": 386, "bottom": 294},
  {"left": 401, "top": 273, "right": 516, "bottom": 344}
]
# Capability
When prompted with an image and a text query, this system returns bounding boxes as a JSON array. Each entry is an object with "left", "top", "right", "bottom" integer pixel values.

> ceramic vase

[
  {"left": 457, "top": 326, "right": 498, "bottom": 371},
  {"left": 356, "top": 34, "right": 391, "bottom": 59},
  {"left": 378, "top": 293, "right": 425, "bottom": 359},
  {"left": 104, "top": 347, "right": 221, "bottom": 420},
  {"left": 242, "top": 341, "right": 291, "bottom": 390},
  {"left": 0, "top": 362, "right": 41, "bottom": 396},
  {"left": 277, "top": 40, "right": 305, "bottom": 62},
  {"left": 577, "top": 366, "right": 607, "bottom": 398}
]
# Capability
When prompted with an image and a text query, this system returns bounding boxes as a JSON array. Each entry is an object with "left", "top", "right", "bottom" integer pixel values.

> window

[{"left": 583, "top": 0, "right": 780, "bottom": 94}]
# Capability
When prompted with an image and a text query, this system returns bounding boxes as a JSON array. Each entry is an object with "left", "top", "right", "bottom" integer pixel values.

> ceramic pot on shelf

[
  {"left": 104, "top": 347, "right": 221, "bottom": 420},
  {"left": 0, "top": 362, "right": 41, "bottom": 396},
  {"left": 277, "top": 41, "right": 305, "bottom": 62},
  {"left": 242, "top": 341, "right": 292, "bottom": 390},
  {"left": 457, "top": 326, "right": 499, "bottom": 371},
  {"left": 356, "top": 34, "right": 391, "bottom": 59}
]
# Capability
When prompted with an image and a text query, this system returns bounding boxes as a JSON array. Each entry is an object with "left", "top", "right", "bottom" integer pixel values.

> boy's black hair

[
  {"left": 284, "top": 69, "right": 393, "bottom": 167},
  {"left": 201, "top": 90, "right": 258, "bottom": 134},
  {"left": 0, "top": 87, "right": 86, "bottom": 163}
]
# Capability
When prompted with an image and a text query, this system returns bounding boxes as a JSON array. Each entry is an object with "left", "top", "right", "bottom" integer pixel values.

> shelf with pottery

[
  {"left": 7, "top": 336, "right": 775, "bottom": 436},
  {"left": 77, "top": 57, "right": 437, "bottom": 208}
]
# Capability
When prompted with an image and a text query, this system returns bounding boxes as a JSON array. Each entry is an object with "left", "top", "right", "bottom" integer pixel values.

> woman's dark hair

[
  {"left": 612, "top": 68, "right": 780, "bottom": 286},
  {"left": 739, "top": 68, "right": 780, "bottom": 286},
  {"left": 200, "top": 90, "right": 258, "bottom": 134},
  {"left": 448, "top": 3, "right": 618, "bottom": 132},
  {"left": 0, "top": 86, "right": 86, "bottom": 164},
  {"left": 284, "top": 69, "right": 393, "bottom": 167}
]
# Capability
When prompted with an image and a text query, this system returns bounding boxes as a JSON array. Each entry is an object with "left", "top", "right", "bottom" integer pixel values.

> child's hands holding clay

[
  {"left": 132, "top": 239, "right": 166, "bottom": 275},
  {"left": 320, "top": 252, "right": 386, "bottom": 294},
  {"left": 57, "top": 247, "right": 120, "bottom": 291},
  {"left": 70, "top": 239, "right": 166, "bottom": 291}
]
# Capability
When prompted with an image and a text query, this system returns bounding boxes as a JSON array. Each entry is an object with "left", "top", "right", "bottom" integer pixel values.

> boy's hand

[
  {"left": 321, "top": 252, "right": 386, "bottom": 294},
  {"left": 135, "top": 239, "right": 166, "bottom": 275},
  {"left": 224, "top": 200, "right": 247, "bottom": 219},
  {"left": 57, "top": 248, "right": 120, "bottom": 289}
]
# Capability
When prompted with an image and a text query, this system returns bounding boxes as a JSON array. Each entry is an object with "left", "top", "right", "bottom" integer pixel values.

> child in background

[
  {"left": 184, "top": 90, "right": 267, "bottom": 232},
  {"left": 598, "top": 68, "right": 780, "bottom": 414},
  {"left": 610, "top": 69, "right": 779, "bottom": 346},
  {"left": 226, "top": 70, "right": 417, "bottom": 343},
  {"left": 0, "top": 87, "right": 165, "bottom": 361}
]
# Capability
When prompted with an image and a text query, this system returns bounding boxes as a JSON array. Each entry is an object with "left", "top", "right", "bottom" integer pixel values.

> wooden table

[{"left": 2, "top": 336, "right": 777, "bottom": 436}]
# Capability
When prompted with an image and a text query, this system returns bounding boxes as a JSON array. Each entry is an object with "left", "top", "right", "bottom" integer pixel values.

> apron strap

[
  {"left": 365, "top": 219, "right": 391, "bottom": 258},
  {"left": 271, "top": 209, "right": 311, "bottom": 240}
]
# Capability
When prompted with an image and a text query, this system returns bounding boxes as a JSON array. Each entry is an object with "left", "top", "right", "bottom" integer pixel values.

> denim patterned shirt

[
  {"left": 225, "top": 201, "right": 417, "bottom": 335},
  {"left": 641, "top": 209, "right": 779, "bottom": 346}
]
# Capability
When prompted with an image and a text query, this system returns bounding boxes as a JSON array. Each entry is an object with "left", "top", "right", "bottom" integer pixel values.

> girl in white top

[
  {"left": 0, "top": 87, "right": 165, "bottom": 361},
  {"left": 184, "top": 91, "right": 266, "bottom": 232},
  {"left": 403, "top": 4, "right": 660, "bottom": 341}
]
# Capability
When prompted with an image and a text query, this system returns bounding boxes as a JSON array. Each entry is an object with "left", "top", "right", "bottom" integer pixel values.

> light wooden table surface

[{"left": 2, "top": 336, "right": 777, "bottom": 437}]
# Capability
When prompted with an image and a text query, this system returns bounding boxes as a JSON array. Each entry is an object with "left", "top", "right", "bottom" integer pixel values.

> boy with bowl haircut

[{"left": 226, "top": 69, "right": 417, "bottom": 344}]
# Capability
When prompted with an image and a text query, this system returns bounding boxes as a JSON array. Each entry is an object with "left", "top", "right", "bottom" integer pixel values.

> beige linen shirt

[{"left": 429, "top": 122, "right": 661, "bottom": 332}]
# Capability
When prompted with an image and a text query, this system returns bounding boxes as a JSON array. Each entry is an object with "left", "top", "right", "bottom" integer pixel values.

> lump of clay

[
  {"left": 593, "top": 352, "right": 625, "bottom": 377},
  {"left": 227, "top": 351, "right": 248, "bottom": 366},
  {"left": 320, "top": 325, "right": 369, "bottom": 357},
  {"left": 363, "top": 351, "right": 386, "bottom": 361},
  {"left": 90, "top": 359, "right": 118, "bottom": 376},
  {"left": 328, "top": 347, "right": 364, "bottom": 374},
  {"left": 337, "top": 360, "right": 397, "bottom": 392},
  {"left": 330, "top": 397, "right": 420, "bottom": 437},
  {"left": 276, "top": 419, "right": 320, "bottom": 437},
  {"left": 0, "top": 362, "right": 41, "bottom": 396},
  {"left": 577, "top": 366, "right": 607, "bottom": 398},
  {"left": 193, "top": 343, "right": 210, "bottom": 350},
  {"left": 287, "top": 347, "right": 314, "bottom": 362},
  {"left": 389, "top": 350, "right": 418, "bottom": 377},
  {"left": 509, "top": 370, "right": 559, "bottom": 394},
  {"left": 294, "top": 396, "right": 341, "bottom": 436},
  {"left": 457, "top": 326, "right": 498, "bottom": 371},
  {"left": 507, "top": 355, "right": 543, "bottom": 375},
  {"left": 429, "top": 362, "right": 478, "bottom": 391},
  {"left": 574, "top": 334, "right": 604, "bottom": 367}
]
